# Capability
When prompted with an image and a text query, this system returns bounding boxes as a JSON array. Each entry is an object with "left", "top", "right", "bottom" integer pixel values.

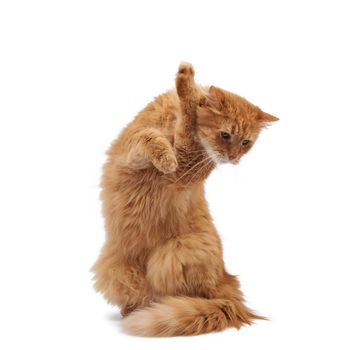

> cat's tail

[{"left": 122, "top": 296, "right": 265, "bottom": 337}]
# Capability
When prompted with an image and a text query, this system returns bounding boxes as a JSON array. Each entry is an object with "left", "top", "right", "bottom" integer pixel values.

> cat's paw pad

[
  {"left": 177, "top": 62, "right": 194, "bottom": 77},
  {"left": 154, "top": 153, "right": 178, "bottom": 174}
]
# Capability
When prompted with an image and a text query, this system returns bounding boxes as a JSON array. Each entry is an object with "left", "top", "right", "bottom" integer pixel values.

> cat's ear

[
  {"left": 258, "top": 111, "right": 279, "bottom": 123},
  {"left": 200, "top": 86, "right": 225, "bottom": 110}
]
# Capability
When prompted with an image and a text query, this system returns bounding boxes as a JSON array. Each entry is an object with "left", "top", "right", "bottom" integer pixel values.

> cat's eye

[
  {"left": 220, "top": 132, "right": 231, "bottom": 140},
  {"left": 242, "top": 139, "right": 250, "bottom": 145}
]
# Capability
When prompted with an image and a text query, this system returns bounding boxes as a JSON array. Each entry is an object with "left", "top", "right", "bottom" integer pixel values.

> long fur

[
  {"left": 92, "top": 62, "right": 277, "bottom": 336},
  {"left": 123, "top": 296, "right": 259, "bottom": 337}
]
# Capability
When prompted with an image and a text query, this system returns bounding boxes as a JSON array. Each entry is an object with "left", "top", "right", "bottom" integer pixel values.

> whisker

[
  {"left": 173, "top": 155, "right": 212, "bottom": 184},
  {"left": 179, "top": 159, "right": 212, "bottom": 189},
  {"left": 186, "top": 157, "right": 213, "bottom": 185},
  {"left": 175, "top": 151, "right": 207, "bottom": 170},
  {"left": 182, "top": 149, "right": 208, "bottom": 154},
  {"left": 175, "top": 150, "right": 207, "bottom": 162}
]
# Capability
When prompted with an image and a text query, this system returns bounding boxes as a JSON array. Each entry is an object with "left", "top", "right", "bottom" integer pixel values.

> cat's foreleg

[
  {"left": 175, "top": 62, "right": 203, "bottom": 148},
  {"left": 124, "top": 127, "right": 178, "bottom": 174}
]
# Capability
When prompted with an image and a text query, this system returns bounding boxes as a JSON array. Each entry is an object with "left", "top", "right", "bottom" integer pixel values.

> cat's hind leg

[
  {"left": 146, "top": 232, "right": 223, "bottom": 298},
  {"left": 92, "top": 244, "right": 152, "bottom": 316}
]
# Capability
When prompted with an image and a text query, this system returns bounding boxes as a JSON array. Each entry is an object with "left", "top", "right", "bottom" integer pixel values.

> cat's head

[{"left": 196, "top": 86, "right": 278, "bottom": 164}]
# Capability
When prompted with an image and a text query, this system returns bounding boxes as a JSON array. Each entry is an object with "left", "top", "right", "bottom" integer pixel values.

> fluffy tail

[{"left": 122, "top": 296, "right": 265, "bottom": 337}]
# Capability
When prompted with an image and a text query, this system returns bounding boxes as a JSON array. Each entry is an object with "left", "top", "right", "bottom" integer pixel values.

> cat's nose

[{"left": 229, "top": 154, "right": 237, "bottom": 160}]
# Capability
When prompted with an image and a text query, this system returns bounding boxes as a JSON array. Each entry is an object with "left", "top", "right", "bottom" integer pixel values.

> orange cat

[{"left": 92, "top": 63, "right": 278, "bottom": 336}]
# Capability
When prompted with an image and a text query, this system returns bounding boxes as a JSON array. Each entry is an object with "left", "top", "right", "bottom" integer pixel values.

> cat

[{"left": 92, "top": 62, "right": 278, "bottom": 336}]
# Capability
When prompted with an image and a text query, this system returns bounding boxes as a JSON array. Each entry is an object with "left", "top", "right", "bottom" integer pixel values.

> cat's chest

[
  {"left": 133, "top": 181, "right": 196, "bottom": 228},
  {"left": 159, "top": 186, "right": 194, "bottom": 217}
]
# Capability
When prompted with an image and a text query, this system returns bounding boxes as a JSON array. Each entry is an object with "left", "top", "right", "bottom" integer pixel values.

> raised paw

[
  {"left": 176, "top": 62, "right": 197, "bottom": 101},
  {"left": 177, "top": 62, "right": 194, "bottom": 77},
  {"left": 152, "top": 152, "right": 178, "bottom": 174}
]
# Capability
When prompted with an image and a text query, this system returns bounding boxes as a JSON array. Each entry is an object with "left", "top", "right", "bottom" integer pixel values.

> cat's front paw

[
  {"left": 177, "top": 62, "right": 195, "bottom": 78},
  {"left": 176, "top": 62, "right": 198, "bottom": 103},
  {"left": 153, "top": 152, "right": 178, "bottom": 174}
]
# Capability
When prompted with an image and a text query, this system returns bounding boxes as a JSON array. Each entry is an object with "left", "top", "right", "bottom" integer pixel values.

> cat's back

[
  {"left": 104, "top": 90, "right": 180, "bottom": 160},
  {"left": 126, "top": 90, "right": 180, "bottom": 135},
  {"left": 139, "top": 89, "right": 180, "bottom": 128},
  {"left": 101, "top": 90, "right": 180, "bottom": 191}
]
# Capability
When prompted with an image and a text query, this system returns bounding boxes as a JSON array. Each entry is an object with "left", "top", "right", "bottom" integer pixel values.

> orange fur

[{"left": 92, "top": 63, "right": 277, "bottom": 336}]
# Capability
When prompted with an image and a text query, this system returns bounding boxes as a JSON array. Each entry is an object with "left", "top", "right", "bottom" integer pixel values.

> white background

[{"left": 0, "top": 1, "right": 349, "bottom": 349}]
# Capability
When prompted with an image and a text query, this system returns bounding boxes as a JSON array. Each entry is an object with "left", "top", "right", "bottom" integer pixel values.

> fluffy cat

[{"left": 92, "top": 63, "right": 278, "bottom": 336}]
